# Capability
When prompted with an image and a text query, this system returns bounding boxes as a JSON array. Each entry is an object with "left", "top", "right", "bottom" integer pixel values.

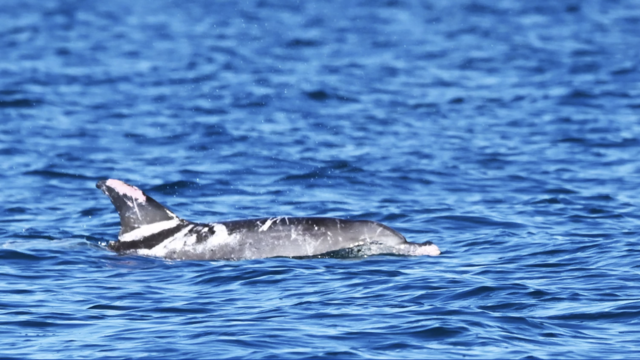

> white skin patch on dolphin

[
  {"left": 137, "top": 225, "right": 195, "bottom": 257},
  {"left": 259, "top": 217, "right": 287, "bottom": 232},
  {"left": 259, "top": 218, "right": 276, "bottom": 232},
  {"left": 136, "top": 223, "right": 235, "bottom": 258},
  {"left": 119, "top": 219, "right": 181, "bottom": 242},
  {"left": 209, "top": 224, "right": 231, "bottom": 244}
]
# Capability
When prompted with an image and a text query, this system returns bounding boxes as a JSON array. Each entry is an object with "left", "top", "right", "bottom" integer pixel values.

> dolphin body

[{"left": 96, "top": 179, "right": 441, "bottom": 260}]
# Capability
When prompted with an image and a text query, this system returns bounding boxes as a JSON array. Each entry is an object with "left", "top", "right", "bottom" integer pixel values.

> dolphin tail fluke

[{"left": 96, "top": 179, "right": 180, "bottom": 240}]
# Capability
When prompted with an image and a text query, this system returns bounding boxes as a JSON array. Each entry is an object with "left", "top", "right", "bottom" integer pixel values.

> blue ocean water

[{"left": 1, "top": 0, "right": 640, "bottom": 358}]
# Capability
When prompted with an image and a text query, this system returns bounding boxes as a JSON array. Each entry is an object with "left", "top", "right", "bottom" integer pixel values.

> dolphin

[{"left": 96, "top": 179, "right": 441, "bottom": 260}]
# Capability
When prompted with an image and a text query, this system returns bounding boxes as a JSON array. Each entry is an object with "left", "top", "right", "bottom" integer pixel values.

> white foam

[{"left": 412, "top": 243, "right": 441, "bottom": 256}]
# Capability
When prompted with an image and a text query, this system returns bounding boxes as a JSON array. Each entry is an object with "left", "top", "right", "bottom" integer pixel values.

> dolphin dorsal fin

[{"left": 96, "top": 179, "right": 179, "bottom": 239}]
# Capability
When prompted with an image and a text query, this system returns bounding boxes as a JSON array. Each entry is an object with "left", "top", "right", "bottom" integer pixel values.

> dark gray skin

[{"left": 97, "top": 179, "right": 441, "bottom": 260}]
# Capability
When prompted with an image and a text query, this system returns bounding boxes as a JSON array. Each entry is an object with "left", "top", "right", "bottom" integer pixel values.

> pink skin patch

[{"left": 106, "top": 179, "right": 147, "bottom": 203}]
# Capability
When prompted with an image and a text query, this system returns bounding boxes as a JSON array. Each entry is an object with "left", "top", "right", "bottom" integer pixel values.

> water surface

[{"left": 1, "top": 0, "right": 640, "bottom": 358}]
